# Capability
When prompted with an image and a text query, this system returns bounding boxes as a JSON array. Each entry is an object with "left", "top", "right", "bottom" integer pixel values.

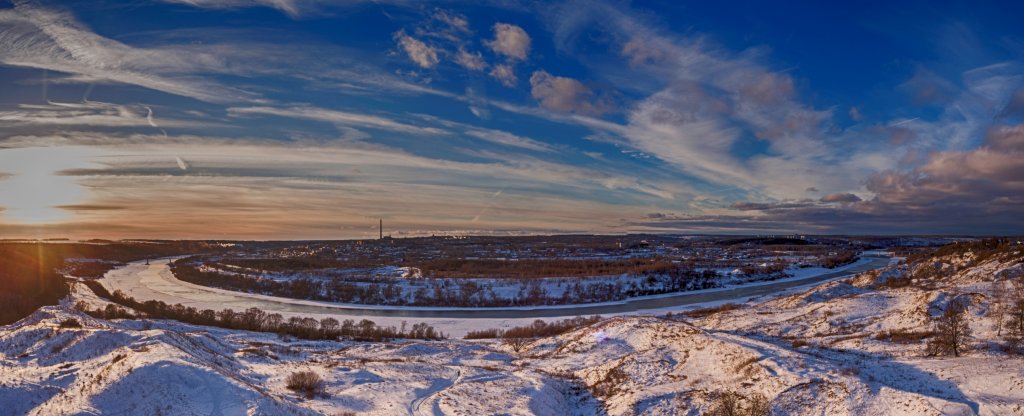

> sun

[{"left": 0, "top": 146, "right": 96, "bottom": 224}]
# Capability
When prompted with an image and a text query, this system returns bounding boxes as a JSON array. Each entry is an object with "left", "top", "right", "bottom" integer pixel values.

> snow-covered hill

[{"left": 2, "top": 244, "right": 1023, "bottom": 415}]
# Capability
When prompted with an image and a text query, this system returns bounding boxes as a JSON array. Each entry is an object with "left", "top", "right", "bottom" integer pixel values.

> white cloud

[
  {"left": 486, "top": 23, "right": 530, "bottom": 61},
  {"left": 394, "top": 31, "right": 439, "bottom": 69},
  {"left": 489, "top": 64, "right": 517, "bottom": 87},
  {"left": 455, "top": 48, "right": 487, "bottom": 71},
  {"left": 529, "top": 70, "right": 612, "bottom": 115}
]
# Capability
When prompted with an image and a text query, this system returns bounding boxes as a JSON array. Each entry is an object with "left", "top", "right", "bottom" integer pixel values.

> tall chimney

[{"left": 379, "top": 218, "right": 383, "bottom": 240}]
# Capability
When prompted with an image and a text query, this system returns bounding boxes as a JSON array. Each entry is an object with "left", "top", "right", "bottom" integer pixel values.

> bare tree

[
  {"left": 265, "top": 313, "right": 283, "bottom": 331},
  {"left": 990, "top": 279, "right": 1009, "bottom": 337},
  {"left": 927, "top": 297, "right": 972, "bottom": 357},
  {"left": 243, "top": 307, "right": 266, "bottom": 331},
  {"left": 1005, "top": 281, "right": 1024, "bottom": 353},
  {"left": 320, "top": 317, "right": 339, "bottom": 338},
  {"left": 503, "top": 334, "right": 530, "bottom": 353}
]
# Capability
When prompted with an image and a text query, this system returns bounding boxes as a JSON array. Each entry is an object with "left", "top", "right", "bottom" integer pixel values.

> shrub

[
  {"left": 58, "top": 318, "right": 82, "bottom": 328},
  {"left": 464, "top": 328, "right": 500, "bottom": 339},
  {"left": 503, "top": 335, "right": 530, "bottom": 353},
  {"left": 874, "top": 329, "right": 932, "bottom": 344},
  {"left": 681, "top": 303, "right": 743, "bottom": 318},
  {"left": 286, "top": 371, "right": 325, "bottom": 399},
  {"left": 706, "top": 390, "right": 771, "bottom": 416}
]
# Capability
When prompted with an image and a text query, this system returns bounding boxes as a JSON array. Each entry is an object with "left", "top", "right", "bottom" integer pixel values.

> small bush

[
  {"left": 286, "top": 371, "right": 325, "bottom": 399},
  {"left": 706, "top": 390, "right": 771, "bottom": 416},
  {"left": 59, "top": 318, "right": 82, "bottom": 328}
]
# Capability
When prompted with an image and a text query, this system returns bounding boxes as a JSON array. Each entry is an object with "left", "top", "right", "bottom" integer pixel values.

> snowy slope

[{"left": 2, "top": 247, "right": 1023, "bottom": 415}]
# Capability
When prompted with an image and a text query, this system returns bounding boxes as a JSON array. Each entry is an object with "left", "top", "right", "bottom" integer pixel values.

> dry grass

[
  {"left": 286, "top": 371, "right": 326, "bottom": 399},
  {"left": 874, "top": 329, "right": 933, "bottom": 344}
]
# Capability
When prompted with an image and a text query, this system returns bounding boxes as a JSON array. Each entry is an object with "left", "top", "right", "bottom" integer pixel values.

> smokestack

[{"left": 379, "top": 218, "right": 383, "bottom": 240}]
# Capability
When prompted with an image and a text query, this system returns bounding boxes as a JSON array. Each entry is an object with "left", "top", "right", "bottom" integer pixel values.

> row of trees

[
  {"left": 78, "top": 281, "right": 444, "bottom": 341},
  {"left": 414, "top": 258, "right": 684, "bottom": 279}
]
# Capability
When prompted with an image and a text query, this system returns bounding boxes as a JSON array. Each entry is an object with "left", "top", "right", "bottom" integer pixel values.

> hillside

[
  {"left": 1, "top": 240, "right": 1022, "bottom": 415},
  {"left": 0, "top": 241, "right": 230, "bottom": 325}
]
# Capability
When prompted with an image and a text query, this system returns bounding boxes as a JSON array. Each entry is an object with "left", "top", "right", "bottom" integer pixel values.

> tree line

[{"left": 78, "top": 280, "right": 444, "bottom": 342}]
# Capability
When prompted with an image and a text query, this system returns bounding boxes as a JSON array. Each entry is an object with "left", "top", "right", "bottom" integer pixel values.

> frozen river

[{"left": 99, "top": 255, "right": 892, "bottom": 324}]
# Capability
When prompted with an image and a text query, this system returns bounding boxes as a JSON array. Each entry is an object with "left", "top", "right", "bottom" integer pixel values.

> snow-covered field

[{"left": 2, "top": 247, "right": 1022, "bottom": 415}]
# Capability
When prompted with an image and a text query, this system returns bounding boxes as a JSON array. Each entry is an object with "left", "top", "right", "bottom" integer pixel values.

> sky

[{"left": 0, "top": 0, "right": 1023, "bottom": 239}]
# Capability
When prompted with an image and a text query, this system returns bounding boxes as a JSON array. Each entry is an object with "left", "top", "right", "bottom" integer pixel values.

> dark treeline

[
  {"left": 78, "top": 280, "right": 444, "bottom": 342},
  {"left": 172, "top": 259, "right": 722, "bottom": 307},
  {"left": 414, "top": 258, "right": 681, "bottom": 279},
  {"left": 464, "top": 316, "right": 603, "bottom": 340},
  {"left": 0, "top": 241, "right": 222, "bottom": 325}
]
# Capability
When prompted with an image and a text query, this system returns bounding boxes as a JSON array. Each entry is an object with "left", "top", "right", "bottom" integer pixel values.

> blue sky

[{"left": 1, "top": 0, "right": 1023, "bottom": 238}]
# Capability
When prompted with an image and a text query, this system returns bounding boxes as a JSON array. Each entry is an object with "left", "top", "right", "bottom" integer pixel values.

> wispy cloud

[
  {"left": 227, "top": 105, "right": 448, "bottom": 136},
  {"left": 161, "top": 0, "right": 408, "bottom": 18},
  {"left": 0, "top": 1, "right": 253, "bottom": 102},
  {"left": 0, "top": 101, "right": 170, "bottom": 128},
  {"left": 0, "top": 133, "right": 687, "bottom": 238}
]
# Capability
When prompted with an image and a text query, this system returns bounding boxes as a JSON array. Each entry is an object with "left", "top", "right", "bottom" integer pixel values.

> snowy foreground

[{"left": 2, "top": 252, "right": 1023, "bottom": 415}]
